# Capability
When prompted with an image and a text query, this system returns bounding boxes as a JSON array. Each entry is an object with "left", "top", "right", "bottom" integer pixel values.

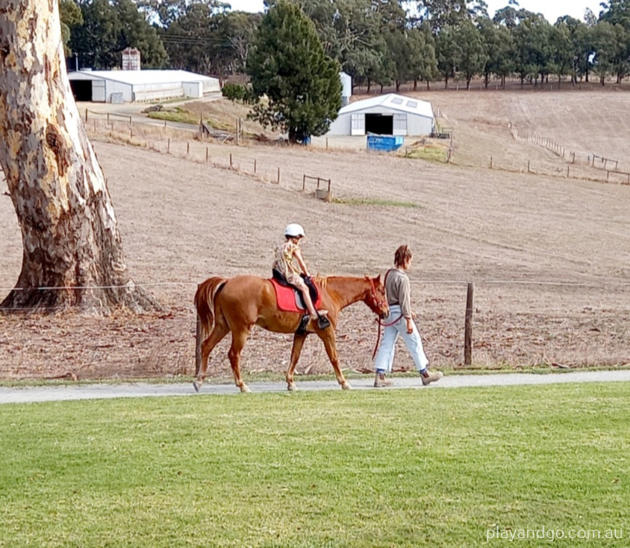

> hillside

[{"left": 1, "top": 88, "right": 628, "bottom": 380}]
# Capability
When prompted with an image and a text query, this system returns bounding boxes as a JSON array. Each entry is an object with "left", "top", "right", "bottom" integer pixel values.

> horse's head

[{"left": 364, "top": 275, "right": 389, "bottom": 319}]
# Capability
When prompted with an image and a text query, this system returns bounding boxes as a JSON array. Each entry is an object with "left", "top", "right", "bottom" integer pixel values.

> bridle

[{"left": 365, "top": 276, "right": 388, "bottom": 317}]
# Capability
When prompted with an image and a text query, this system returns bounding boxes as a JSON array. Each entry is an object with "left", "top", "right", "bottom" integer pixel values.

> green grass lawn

[{"left": 1, "top": 383, "right": 628, "bottom": 547}]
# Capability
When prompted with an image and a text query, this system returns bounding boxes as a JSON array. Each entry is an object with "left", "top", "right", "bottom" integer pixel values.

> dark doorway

[
  {"left": 365, "top": 113, "right": 393, "bottom": 135},
  {"left": 69, "top": 80, "right": 92, "bottom": 101}
]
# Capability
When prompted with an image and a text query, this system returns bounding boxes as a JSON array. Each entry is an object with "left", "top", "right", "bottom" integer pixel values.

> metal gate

[
  {"left": 393, "top": 113, "right": 407, "bottom": 135},
  {"left": 351, "top": 113, "right": 365, "bottom": 135},
  {"left": 92, "top": 80, "right": 106, "bottom": 102}
]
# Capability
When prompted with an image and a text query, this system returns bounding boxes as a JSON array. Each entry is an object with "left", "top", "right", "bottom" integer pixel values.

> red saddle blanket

[{"left": 269, "top": 278, "right": 322, "bottom": 313}]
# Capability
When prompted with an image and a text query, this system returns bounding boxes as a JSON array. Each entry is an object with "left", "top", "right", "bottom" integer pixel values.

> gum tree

[{"left": 0, "top": 0, "right": 155, "bottom": 313}]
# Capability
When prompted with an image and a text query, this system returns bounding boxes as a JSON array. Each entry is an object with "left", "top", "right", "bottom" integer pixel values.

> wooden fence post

[
  {"left": 230, "top": 153, "right": 233, "bottom": 168},
  {"left": 206, "top": 147, "right": 209, "bottom": 163},
  {"left": 167, "top": 138, "right": 171, "bottom": 154},
  {"left": 187, "top": 142, "right": 190, "bottom": 155},
  {"left": 277, "top": 167, "right": 281, "bottom": 184},
  {"left": 254, "top": 159, "right": 257, "bottom": 174},
  {"left": 464, "top": 282, "right": 474, "bottom": 366}
]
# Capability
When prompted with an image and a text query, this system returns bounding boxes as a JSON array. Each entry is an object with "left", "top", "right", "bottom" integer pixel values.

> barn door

[
  {"left": 92, "top": 80, "right": 105, "bottom": 102},
  {"left": 393, "top": 113, "right": 407, "bottom": 135},
  {"left": 351, "top": 113, "right": 365, "bottom": 135}
]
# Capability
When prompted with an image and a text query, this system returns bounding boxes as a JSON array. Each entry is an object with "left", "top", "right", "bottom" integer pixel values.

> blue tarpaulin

[{"left": 367, "top": 135, "right": 404, "bottom": 151}]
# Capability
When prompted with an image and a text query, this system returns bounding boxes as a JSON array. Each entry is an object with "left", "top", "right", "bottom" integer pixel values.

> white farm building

[
  {"left": 67, "top": 70, "right": 220, "bottom": 103},
  {"left": 327, "top": 93, "right": 434, "bottom": 137}
]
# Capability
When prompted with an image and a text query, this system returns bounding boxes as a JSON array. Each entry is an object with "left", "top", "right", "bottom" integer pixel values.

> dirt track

[{"left": 1, "top": 89, "right": 629, "bottom": 380}]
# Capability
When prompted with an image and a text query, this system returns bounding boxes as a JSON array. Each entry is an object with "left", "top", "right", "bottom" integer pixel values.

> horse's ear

[{"left": 375, "top": 274, "right": 382, "bottom": 283}]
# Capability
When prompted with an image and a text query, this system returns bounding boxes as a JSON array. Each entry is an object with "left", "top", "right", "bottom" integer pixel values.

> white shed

[
  {"left": 67, "top": 70, "right": 220, "bottom": 103},
  {"left": 327, "top": 93, "right": 434, "bottom": 137}
]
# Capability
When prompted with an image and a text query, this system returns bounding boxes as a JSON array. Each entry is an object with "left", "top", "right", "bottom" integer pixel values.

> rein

[{"left": 372, "top": 313, "right": 403, "bottom": 360}]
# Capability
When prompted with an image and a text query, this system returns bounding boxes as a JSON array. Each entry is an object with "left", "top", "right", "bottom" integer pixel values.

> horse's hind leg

[
  {"left": 286, "top": 333, "right": 307, "bottom": 391},
  {"left": 228, "top": 327, "right": 252, "bottom": 393},
  {"left": 193, "top": 323, "right": 229, "bottom": 392}
]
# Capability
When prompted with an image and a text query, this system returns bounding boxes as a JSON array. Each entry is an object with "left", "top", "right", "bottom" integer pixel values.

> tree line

[{"left": 61, "top": 0, "right": 630, "bottom": 89}]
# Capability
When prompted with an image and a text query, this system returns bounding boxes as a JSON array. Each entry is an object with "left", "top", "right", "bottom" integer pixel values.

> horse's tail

[{"left": 194, "top": 276, "right": 227, "bottom": 332}]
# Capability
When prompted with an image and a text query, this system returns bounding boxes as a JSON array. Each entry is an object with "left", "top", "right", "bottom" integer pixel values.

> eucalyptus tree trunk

[{"left": 0, "top": 1, "right": 155, "bottom": 313}]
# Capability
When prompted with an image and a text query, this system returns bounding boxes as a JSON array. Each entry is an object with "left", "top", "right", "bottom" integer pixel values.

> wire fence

[
  {"left": 1, "top": 278, "right": 628, "bottom": 377},
  {"left": 83, "top": 109, "right": 630, "bottom": 192},
  {"left": 83, "top": 111, "right": 339, "bottom": 197}
]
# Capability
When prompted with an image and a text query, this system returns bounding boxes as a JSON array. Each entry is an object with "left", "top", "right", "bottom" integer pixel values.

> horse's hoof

[
  {"left": 287, "top": 382, "right": 296, "bottom": 392},
  {"left": 240, "top": 384, "right": 251, "bottom": 393},
  {"left": 341, "top": 382, "right": 351, "bottom": 390},
  {"left": 192, "top": 381, "right": 201, "bottom": 393}
]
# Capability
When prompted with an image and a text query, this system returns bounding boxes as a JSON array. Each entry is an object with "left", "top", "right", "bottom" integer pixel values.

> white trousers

[{"left": 373, "top": 305, "right": 429, "bottom": 373}]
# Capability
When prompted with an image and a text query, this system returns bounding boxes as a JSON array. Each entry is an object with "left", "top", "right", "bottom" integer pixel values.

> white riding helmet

[{"left": 284, "top": 223, "right": 305, "bottom": 238}]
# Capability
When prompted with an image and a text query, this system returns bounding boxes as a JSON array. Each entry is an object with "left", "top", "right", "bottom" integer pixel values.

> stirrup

[{"left": 296, "top": 314, "right": 310, "bottom": 335}]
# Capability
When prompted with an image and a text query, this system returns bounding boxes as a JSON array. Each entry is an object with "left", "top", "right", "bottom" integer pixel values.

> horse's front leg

[
  {"left": 286, "top": 333, "right": 307, "bottom": 391},
  {"left": 228, "top": 327, "right": 251, "bottom": 393},
  {"left": 319, "top": 331, "right": 350, "bottom": 390}
]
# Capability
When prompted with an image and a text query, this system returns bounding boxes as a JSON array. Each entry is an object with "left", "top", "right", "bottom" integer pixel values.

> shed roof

[
  {"left": 339, "top": 93, "right": 433, "bottom": 118},
  {"left": 67, "top": 69, "right": 217, "bottom": 86}
]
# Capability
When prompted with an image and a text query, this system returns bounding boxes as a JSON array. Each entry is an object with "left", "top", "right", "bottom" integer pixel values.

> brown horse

[{"left": 193, "top": 274, "right": 389, "bottom": 392}]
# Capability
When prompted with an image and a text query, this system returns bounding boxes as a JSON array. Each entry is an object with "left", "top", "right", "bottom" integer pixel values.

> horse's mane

[
  {"left": 314, "top": 275, "right": 373, "bottom": 289},
  {"left": 313, "top": 275, "right": 328, "bottom": 288}
]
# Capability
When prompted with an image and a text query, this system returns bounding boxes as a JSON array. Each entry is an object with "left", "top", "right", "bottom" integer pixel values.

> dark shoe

[
  {"left": 316, "top": 314, "right": 331, "bottom": 330},
  {"left": 296, "top": 314, "right": 310, "bottom": 335},
  {"left": 374, "top": 372, "right": 392, "bottom": 388},
  {"left": 421, "top": 370, "right": 443, "bottom": 386}
]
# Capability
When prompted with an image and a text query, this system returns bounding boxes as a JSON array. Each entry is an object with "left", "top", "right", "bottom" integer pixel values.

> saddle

[{"left": 270, "top": 269, "right": 322, "bottom": 312}]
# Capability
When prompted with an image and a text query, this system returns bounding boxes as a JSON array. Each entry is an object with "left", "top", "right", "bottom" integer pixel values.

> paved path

[{"left": 1, "top": 371, "right": 629, "bottom": 404}]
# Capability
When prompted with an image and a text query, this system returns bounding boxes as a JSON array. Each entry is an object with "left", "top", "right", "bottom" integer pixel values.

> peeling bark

[{"left": 0, "top": 1, "right": 156, "bottom": 314}]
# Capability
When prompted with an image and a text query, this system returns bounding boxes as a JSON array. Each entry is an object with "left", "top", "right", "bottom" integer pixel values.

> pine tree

[{"left": 246, "top": 0, "right": 341, "bottom": 143}]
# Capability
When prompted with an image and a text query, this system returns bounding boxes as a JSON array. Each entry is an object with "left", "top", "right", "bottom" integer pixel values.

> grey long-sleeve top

[{"left": 385, "top": 268, "right": 412, "bottom": 319}]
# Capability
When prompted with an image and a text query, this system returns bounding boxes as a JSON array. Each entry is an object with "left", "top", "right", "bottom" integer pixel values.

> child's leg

[
  {"left": 289, "top": 276, "right": 317, "bottom": 317},
  {"left": 301, "top": 287, "right": 318, "bottom": 317}
]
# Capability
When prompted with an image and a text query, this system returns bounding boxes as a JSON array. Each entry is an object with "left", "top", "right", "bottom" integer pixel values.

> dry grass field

[{"left": 1, "top": 88, "right": 629, "bottom": 381}]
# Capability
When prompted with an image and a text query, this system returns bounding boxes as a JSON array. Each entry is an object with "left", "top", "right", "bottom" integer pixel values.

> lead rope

[
  {"left": 371, "top": 269, "right": 402, "bottom": 360},
  {"left": 372, "top": 313, "right": 403, "bottom": 360}
]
